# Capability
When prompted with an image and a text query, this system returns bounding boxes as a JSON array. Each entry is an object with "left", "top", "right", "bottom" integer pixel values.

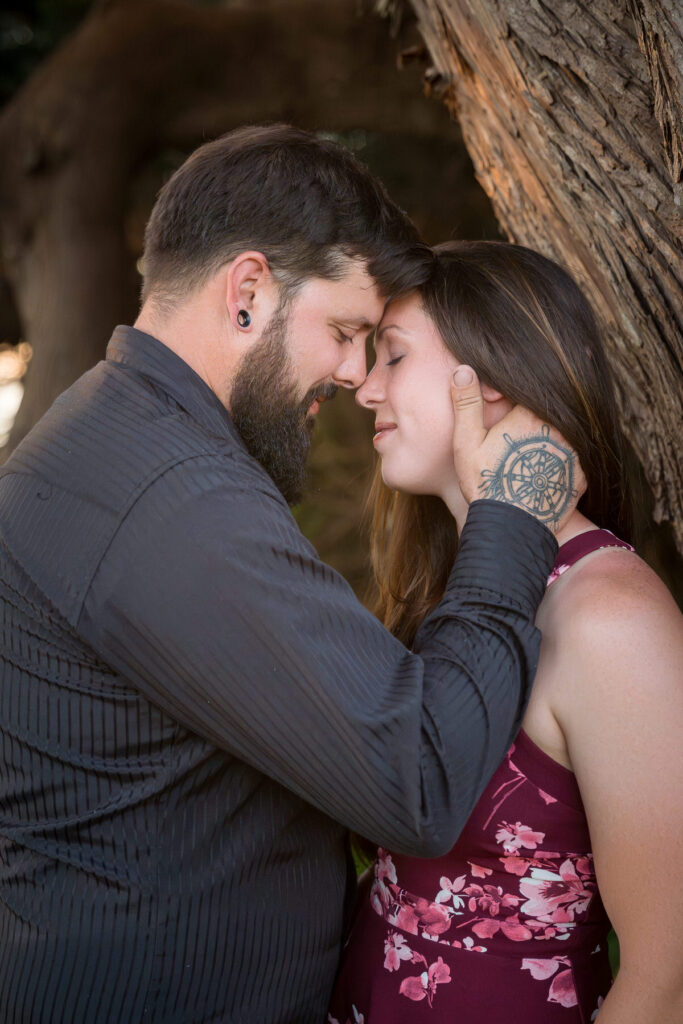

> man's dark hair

[{"left": 141, "top": 124, "right": 432, "bottom": 307}]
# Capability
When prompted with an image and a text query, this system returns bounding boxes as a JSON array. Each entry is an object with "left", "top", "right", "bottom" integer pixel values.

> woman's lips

[{"left": 373, "top": 422, "right": 397, "bottom": 444}]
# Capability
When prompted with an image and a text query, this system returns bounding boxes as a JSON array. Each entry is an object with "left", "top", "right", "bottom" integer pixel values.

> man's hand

[{"left": 451, "top": 366, "right": 586, "bottom": 534}]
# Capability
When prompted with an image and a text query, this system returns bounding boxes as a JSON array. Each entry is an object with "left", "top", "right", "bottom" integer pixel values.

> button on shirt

[{"left": 0, "top": 326, "right": 556, "bottom": 1023}]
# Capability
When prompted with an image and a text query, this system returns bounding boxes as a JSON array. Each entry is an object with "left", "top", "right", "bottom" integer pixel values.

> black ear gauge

[{"left": 236, "top": 309, "right": 251, "bottom": 329}]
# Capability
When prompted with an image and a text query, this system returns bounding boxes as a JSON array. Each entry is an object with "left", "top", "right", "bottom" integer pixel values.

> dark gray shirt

[{"left": 0, "top": 326, "right": 556, "bottom": 1023}]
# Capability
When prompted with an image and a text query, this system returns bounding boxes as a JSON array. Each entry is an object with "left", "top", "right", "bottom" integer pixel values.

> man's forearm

[
  {"left": 391, "top": 500, "right": 556, "bottom": 854},
  {"left": 81, "top": 474, "right": 556, "bottom": 856}
]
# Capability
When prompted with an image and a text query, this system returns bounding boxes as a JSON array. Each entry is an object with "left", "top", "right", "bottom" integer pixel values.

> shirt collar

[{"left": 106, "top": 325, "right": 244, "bottom": 446}]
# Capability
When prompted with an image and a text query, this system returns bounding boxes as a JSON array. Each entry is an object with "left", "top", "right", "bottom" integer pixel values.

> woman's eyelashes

[{"left": 387, "top": 355, "right": 404, "bottom": 366}]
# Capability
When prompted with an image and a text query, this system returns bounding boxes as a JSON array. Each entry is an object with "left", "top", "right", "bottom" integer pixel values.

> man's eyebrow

[{"left": 335, "top": 316, "right": 376, "bottom": 331}]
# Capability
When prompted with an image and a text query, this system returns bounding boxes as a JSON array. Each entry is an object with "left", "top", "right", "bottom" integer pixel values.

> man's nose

[{"left": 333, "top": 345, "right": 367, "bottom": 390}]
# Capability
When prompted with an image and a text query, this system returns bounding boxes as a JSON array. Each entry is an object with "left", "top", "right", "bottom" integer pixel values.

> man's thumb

[{"left": 451, "top": 365, "right": 486, "bottom": 452}]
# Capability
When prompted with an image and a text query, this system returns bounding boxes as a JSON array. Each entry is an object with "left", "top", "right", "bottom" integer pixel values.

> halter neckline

[{"left": 547, "top": 528, "right": 634, "bottom": 587}]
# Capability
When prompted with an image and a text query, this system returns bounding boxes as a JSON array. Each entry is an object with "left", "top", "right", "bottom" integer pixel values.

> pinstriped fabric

[{"left": 0, "top": 326, "right": 556, "bottom": 1022}]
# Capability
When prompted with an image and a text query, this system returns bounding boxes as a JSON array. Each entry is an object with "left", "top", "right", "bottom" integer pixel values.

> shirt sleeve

[{"left": 78, "top": 453, "right": 557, "bottom": 857}]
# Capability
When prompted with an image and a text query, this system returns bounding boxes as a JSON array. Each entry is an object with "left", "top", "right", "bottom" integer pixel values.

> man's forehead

[{"left": 307, "top": 266, "right": 385, "bottom": 325}]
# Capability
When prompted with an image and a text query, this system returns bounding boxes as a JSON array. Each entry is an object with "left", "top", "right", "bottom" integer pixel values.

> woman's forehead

[{"left": 376, "top": 294, "right": 440, "bottom": 347}]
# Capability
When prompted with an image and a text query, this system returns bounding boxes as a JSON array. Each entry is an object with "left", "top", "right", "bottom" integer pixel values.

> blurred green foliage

[{"left": 608, "top": 928, "right": 619, "bottom": 978}]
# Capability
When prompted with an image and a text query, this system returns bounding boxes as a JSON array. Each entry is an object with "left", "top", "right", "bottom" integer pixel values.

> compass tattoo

[{"left": 478, "top": 425, "right": 578, "bottom": 531}]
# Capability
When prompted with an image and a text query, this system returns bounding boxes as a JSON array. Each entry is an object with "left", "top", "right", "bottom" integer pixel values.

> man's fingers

[{"left": 451, "top": 365, "right": 486, "bottom": 453}]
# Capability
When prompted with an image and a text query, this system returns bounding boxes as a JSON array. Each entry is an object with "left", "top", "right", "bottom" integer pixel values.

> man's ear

[{"left": 225, "top": 251, "right": 273, "bottom": 332}]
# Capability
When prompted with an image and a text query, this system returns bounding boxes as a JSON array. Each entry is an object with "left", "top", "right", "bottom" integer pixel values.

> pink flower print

[
  {"left": 522, "top": 957, "right": 563, "bottom": 980},
  {"left": 399, "top": 974, "right": 431, "bottom": 1003},
  {"left": 376, "top": 848, "right": 397, "bottom": 885},
  {"left": 549, "top": 969, "right": 578, "bottom": 1007},
  {"left": 399, "top": 957, "right": 451, "bottom": 1007},
  {"left": 575, "top": 856, "right": 593, "bottom": 877},
  {"left": 547, "top": 563, "right": 571, "bottom": 585},
  {"left": 328, "top": 1008, "right": 365, "bottom": 1024},
  {"left": 382, "top": 891, "right": 452, "bottom": 938},
  {"left": 522, "top": 957, "right": 577, "bottom": 1007},
  {"left": 383, "top": 931, "right": 414, "bottom": 972},
  {"left": 519, "top": 859, "right": 595, "bottom": 923},
  {"left": 464, "top": 883, "right": 520, "bottom": 917},
  {"left": 524, "top": 918, "right": 567, "bottom": 941},
  {"left": 458, "top": 936, "right": 487, "bottom": 952},
  {"left": 558, "top": 858, "right": 595, "bottom": 915},
  {"left": 371, "top": 849, "right": 399, "bottom": 919},
  {"left": 495, "top": 821, "right": 546, "bottom": 854},
  {"left": 472, "top": 913, "right": 533, "bottom": 941},
  {"left": 471, "top": 918, "right": 499, "bottom": 939},
  {"left": 429, "top": 957, "right": 451, "bottom": 985},
  {"left": 468, "top": 862, "right": 492, "bottom": 878},
  {"left": 518, "top": 871, "right": 570, "bottom": 920},
  {"left": 435, "top": 874, "right": 466, "bottom": 910},
  {"left": 591, "top": 996, "right": 605, "bottom": 1019},
  {"left": 370, "top": 884, "right": 385, "bottom": 918},
  {"left": 496, "top": 915, "right": 534, "bottom": 941},
  {"left": 412, "top": 897, "right": 453, "bottom": 937},
  {"left": 537, "top": 788, "right": 558, "bottom": 805},
  {"left": 500, "top": 850, "right": 559, "bottom": 876},
  {"left": 499, "top": 855, "right": 533, "bottom": 876},
  {"left": 395, "top": 904, "right": 419, "bottom": 935}
]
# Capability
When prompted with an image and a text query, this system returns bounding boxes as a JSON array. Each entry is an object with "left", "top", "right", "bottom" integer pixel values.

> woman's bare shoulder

[
  {"left": 550, "top": 547, "right": 682, "bottom": 698},
  {"left": 526, "top": 547, "right": 681, "bottom": 768},
  {"left": 548, "top": 546, "right": 677, "bottom": 628}
]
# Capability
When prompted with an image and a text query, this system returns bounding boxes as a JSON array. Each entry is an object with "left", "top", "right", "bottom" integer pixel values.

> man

[{"left": 0, "top": 125, "right": 577, "bottom": 1023}]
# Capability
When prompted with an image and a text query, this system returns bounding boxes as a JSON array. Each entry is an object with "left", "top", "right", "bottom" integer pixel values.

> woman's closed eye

[{"left": 387, "top": 355, "right": 404, "bottom": 366}]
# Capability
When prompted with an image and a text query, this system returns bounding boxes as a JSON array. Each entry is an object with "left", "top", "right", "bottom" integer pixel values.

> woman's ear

[
  {"left": 480, "top": 383, "right": 514, "bottom": 429},
  {"left": 481, "top": 383, "right": 505, "bottom": 403}
]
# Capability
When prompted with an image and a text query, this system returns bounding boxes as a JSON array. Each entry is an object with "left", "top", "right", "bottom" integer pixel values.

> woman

[{"left": 328, "top": 242, "right": 683, "bottom": 1023}]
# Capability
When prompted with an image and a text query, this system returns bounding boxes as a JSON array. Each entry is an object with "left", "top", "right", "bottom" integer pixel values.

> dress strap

[{"left": 547, "top": 529, "right": 634, "bottom": 587}]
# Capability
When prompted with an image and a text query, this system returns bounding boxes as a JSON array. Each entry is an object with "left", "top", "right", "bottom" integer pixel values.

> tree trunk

[
  {"left": 0, "top": 0, "right": 455, "bottom": 454},
  {"left": 403, "top": 0, "right": 683, "bottom": 557}
]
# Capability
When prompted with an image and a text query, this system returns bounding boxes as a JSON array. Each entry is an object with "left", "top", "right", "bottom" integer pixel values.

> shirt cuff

[{"left": 447, "top": 499, "right": 558, "bottom": 615}]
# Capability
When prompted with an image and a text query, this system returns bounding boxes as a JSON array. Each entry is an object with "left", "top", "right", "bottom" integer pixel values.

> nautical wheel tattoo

[{"left": 478, "top": 425, "right": 577, "bottom": 530}]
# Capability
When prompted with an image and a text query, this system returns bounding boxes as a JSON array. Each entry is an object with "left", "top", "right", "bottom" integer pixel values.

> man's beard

[{"left": 230, "top": 305, "right": 337, "bottom": 505}]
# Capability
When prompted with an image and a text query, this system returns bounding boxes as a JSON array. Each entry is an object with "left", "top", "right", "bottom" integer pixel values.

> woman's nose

[{"left": 356, "top": 365, "right": 384, "bottom": 408}]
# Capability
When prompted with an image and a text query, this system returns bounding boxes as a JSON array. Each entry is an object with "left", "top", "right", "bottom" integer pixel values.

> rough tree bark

[
  {"left": 0, "top": 0, "right": 453, "bottom": 453},
  {"left": 401, "top": 0, "right": 683, "bottom": 555}
]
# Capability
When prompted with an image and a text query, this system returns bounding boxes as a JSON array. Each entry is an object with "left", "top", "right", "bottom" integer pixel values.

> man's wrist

[
  {"left": 474, "top": 423, "right": 580, "bottom": 535},
  {"left": 447, "top": 499, "right": 558, "bottom": 615}
]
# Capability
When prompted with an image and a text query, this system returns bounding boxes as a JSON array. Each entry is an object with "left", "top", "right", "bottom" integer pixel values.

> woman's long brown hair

[{"left": 370, "top": 241, "right": 635, "bottom": 647}]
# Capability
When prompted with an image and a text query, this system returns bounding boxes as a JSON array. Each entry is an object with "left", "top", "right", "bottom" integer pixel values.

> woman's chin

[
  {"left": 381, "top": 465, "right": 438, "bottom": 498},
  {"left": 380, "top": 465, "right": 408, "bottom": 493}
]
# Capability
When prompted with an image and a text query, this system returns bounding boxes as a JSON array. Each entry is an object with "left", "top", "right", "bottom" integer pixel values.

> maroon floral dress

[{"left": 329, "top": 530, "right": 634, "bottom": 1024}]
